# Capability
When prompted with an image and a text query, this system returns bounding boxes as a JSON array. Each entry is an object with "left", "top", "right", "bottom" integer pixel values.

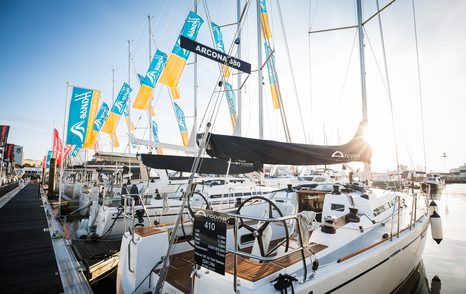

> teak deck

[
  {"left": 163, "top": 240, "right": 327, "bottom": 292},
  {"left": 225, "top": 242, "right": 327, "bottom": 282}
]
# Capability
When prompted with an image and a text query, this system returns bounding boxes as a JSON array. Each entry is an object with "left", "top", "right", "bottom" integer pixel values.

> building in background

[{"left": 13, "top": 145, "right": 23, "bottom": 166}]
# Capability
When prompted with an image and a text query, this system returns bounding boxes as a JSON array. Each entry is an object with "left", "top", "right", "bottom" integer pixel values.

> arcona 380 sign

[{"left": 180, "top": 35, "right": 251, "bottom": 74}]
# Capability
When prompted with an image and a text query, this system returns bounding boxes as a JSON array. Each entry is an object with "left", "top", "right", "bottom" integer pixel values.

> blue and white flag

[
  {"left": 101, "top": 82, "right": 132, "bottom": 134},
  {"left": 93, "top": 102, "right": 109, "bottom": 132},
  {"left": 152, "top": 120, "right": 159, "bottom": 142},
  {"left": 173, "top": 102, "right": 188, "bottom": 146},
  {"left": 66, "top": 87, "right": 100, "bottom": 147},
  {"left": 45, "top": 150, "right": 53, "bottom": 168},
  {"left": 224, "top": 82, "right": 237, "bottom": 127}
]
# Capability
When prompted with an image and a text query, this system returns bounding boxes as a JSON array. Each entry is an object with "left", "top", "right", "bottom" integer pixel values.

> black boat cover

[
  {"left": 204, "top": 121, "right": 372, "bottom": 165},
  {"left": 139, "top": 154, "right": 262, "bottom": 174}
]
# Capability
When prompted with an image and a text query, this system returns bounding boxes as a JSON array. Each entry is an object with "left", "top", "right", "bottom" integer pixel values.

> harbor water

[{"left": 419, "top": 184, "right": 466, "bottom": 293}]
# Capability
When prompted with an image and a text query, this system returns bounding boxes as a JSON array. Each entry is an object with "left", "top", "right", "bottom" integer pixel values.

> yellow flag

[
  {"left": 270, "top": 84, "right": 281, "bottom": 109},
  {"left": 169, "top": 86, "right": 180, "bottom": 100},
  {"left": 133, "top": 84, "right": 154, "bottom": 110},
  {"left": 112, "top": 133, "right": 119, "bottom": 148},
  {"left": 82, "top": 90, "right": 101, "bottom": 149},
  {"left": 159, "top": 54, "right": 187, "bottom": 88}
]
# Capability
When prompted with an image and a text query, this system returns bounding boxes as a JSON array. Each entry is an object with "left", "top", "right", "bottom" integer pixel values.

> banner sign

[
  {"left": 52, "top": 128, "right": 59, "bottom": 157},
  {"left": 173, "top": 102, "right": 188, "bottom": 146},
  {"left": 212, "top": 22, "right": 231, "bottom": 78},
  {"left": 3, "top": 144, "right": 14, "bottom": 162},
  {"left": 194, "top": 209, "right": 228, "bottom": 275},
  {"left": 224, "top": 82, "right": 237, "bottom": 127},
  {"left": 159, "top": 10, "right": 204, "bottom": 91},
  {"left": 101, "top": 83, "right": 132, "bottom": 135},
  {"left": 66, "top": 87, "right": 100, "bottom": 147},
  {"left": 0, "top": 125, "right": 10, "bottom": 146},
  {"left": 152, "top": 120, "right": 159, "bottom": 142},
  {"left": 58, "top": 144, "right": 73, "bottom": 166},
  {"left": 46, "top": 150, "right": 53, "bottom": 168},
  {"left": 180, "top": 36, "right": 251, "bottom": 74},
  {"left": 71, "top": 145, "right": 81, "bottom": 158},
  {"left": 93, "top": 102, "right": 109, "bottom": 132},
  {"left": 144, "top": 49, "right": 168, "bottom": 88}
]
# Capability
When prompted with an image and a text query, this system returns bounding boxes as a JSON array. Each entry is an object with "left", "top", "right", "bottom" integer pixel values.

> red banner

[
  {"left": 57, "top": 144, "right": 72, "bottom": 166},
  {"left": 3, "top": 144, "right": 14, "bottom": 162},
  {"left": 52, "top": 128, "right": 59, "bottom": 158},
  {"left": 0, "top": 125, "right": 9, "bottom": 146}
]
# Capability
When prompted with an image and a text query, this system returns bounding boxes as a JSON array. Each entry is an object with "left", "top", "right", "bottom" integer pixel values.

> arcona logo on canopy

[{"left": 331, "top": 151, "right": 361, "bottom": 160}]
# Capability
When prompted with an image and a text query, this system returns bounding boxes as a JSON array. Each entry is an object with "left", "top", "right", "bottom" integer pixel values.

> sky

[{"left": 0, "top": 0, "right": 465, "bottom": 173}]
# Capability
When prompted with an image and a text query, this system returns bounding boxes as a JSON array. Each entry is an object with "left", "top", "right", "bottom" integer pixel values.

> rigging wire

[
  {"left": 275, "top": 0, "right": 307, "bottom": 143},
  {"left": 198, "top": 0, "right": 253, "bottom": 133},
  {"left": 375, "top": 0, "right": 401, "bottom": 184},
  {"left": 411, "top": 0, "right": 427, "bottom": 173},
  {"left": 307, "top": 0, "right": 320, "bottom": 143},
  {"left": 335, "top": 30, "right": 358, "bottom": 128}
]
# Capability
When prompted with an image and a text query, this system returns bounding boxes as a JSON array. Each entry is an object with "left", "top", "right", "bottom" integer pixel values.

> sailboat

[{"left": 116, "top": 1, "right": 441, "bottom": 293}]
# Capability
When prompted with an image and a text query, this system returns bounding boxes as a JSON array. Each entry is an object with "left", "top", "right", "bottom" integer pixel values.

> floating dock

[
  {"left": 0, "top": 182, "right": 93, "bottom": 293},
  {"left": 0, "top": 182, "right": 63, "bottom": 292}
]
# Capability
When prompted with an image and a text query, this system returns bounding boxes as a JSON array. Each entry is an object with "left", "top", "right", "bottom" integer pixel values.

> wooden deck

[
  {"left": 224, "top": 241, "right": 327, "bottom": 282},
  {"left": 156, "top": 250, "right": 196, "bottom": 294}
]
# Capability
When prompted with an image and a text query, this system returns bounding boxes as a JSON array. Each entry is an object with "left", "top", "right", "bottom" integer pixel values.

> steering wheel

[
  {"left": 182, "top": 191, "right": 211, "bottom": 248},
  {"left": 236, "top": 196, "right": 289, "bottom": 257},
  {"left": 187, "top": 191, "right": 211, "bottom": 219}
]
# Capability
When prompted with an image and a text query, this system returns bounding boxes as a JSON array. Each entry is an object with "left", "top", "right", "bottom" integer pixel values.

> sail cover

[
  {"left": 204, "top": 122, "right": 372, "bottom": 165},
  {"left": 139, "top": 154, "right": 262, "bottom": 175}
]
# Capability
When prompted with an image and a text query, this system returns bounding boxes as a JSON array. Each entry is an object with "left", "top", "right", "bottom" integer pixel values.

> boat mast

[
  {"left": 193, "top": 0, "right": 198, "bottom": 141},
  {"left": 356, "top": 0, "right": 371, "bottom": 181},
  {"left": 356, "top": 0, "right": 368, "bottom": 122},
  {"left": 127, "top": 39, "right": 132, "bottom": 179},
  {"left": 234, "top": 0, "right": 242, "bottom": 136},
  {"left": 111, "top": 68, "right": 116, "bottom": 152},
  {"left": 257, "top": 0, "right": 264, "bottom": 139},
  {"left": 148, "top": 15, "right": 154, "bottom": 150}
]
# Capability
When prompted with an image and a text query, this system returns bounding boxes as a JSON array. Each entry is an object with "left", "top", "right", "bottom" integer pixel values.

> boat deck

[
  {"left": 161, "top": 240, "right": 328, "bottom": 292},
  {"left": 157, "top": 250, "right": 196, "bottom": 294},
  {"left": 0, "top": 183, "right": 63, "bottom": 293},
  {"left": 71, "top": 238, "right": 121, "bottom": 283}
]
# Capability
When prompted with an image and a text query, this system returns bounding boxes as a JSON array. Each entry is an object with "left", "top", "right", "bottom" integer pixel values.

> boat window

[
  {"left": 203, "top": 179, "right": 225, "bottom": 186},
  {"left": 373, "top": 201, "right": 393, "bottom": 216},
  {"left": 331, "top": 204, "right": 345, "bottom": 212},
  {"left": 131, "top": 167, "right": 141, "bottom": 180}
]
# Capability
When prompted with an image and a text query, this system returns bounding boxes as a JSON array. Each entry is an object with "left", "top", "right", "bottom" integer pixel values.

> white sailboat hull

[{"left": 192, "top": 216, "right": 429, "bottom": 294}]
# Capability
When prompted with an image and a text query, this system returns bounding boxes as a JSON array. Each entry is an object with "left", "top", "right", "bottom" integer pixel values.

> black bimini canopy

[
  {"left": 139, "top": 154, "right": 262, "bottom": 175},
  {"left": 204, "top": 121, "right": 372, "bottom": 165}
]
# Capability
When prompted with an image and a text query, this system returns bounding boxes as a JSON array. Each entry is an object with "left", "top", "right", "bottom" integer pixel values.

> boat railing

[
  {"left": 225, "top": 202, "right": 309, "bottom": 291},
  {"left": 121, "top": 189, "right": 152, "bottom": 235}
]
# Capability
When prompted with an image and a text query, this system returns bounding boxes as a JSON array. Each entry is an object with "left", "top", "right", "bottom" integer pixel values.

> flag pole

[{"left": 59, "top": 81, "right": 71, "bottom": 216}]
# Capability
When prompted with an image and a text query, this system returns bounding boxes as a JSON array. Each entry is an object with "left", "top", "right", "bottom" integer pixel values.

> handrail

[
  {"left": 127, "top": 240, "right": 134, "bottom": 273},
  {"left": 228, "top": 200, "right": 307, "bottom": 292}
]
